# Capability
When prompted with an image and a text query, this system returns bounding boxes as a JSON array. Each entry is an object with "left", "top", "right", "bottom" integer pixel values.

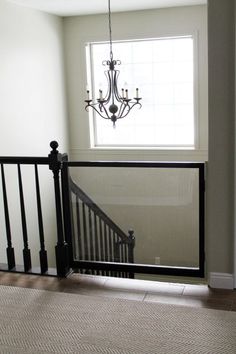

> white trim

[{"left": 208, "top": 273, "right": 234, "bottom": 290}]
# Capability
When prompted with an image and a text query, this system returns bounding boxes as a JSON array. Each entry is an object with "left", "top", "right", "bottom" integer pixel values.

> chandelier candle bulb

[
  {"left": 125, "top": 89, "right": 128, "bottom": 99},
  {"left": 122, "top": 88, "right": 124, "bottom": 98},
  {"left": 136, "top": 88, "right": 139, "bottom": 99},
  {"left": 99, "top": 89, "right": 103, "bottom": 100},
  {"left": 86, "top": 90, "right": 90, "bottom": 100}
]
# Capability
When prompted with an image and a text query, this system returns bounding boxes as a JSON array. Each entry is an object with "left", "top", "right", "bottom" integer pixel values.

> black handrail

[
  {"left": 67, "top": 161, "right": 203, "bottom": 168},
  {"left": 0, "top": 157, "right": 49, "bottom": 165}
]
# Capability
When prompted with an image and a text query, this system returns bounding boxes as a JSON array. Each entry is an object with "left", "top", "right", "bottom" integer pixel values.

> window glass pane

[{"left": 88, "top": 36, "right": 195, "bottom": 147}]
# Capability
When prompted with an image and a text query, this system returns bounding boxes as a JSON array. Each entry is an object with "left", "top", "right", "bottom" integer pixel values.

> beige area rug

[{"left": 0, "top": 286, "right": 236, "bottom": 354}]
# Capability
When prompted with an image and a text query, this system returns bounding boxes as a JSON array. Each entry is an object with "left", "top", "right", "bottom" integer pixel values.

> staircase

[{"left": 69, "top": 177, "right": 135, "bottom": 278}]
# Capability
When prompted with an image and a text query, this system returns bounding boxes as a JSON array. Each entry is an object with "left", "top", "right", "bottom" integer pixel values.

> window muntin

[{"left": 87, "top": 36, "right": 196, "bottom": 148}]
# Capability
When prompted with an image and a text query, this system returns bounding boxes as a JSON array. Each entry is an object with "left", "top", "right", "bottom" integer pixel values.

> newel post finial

[
  {"left": 128, "top": 229, "right": 135, "bottom": 244},
  {"left": 49, "top": 141, "right": 62, "bottom": 173},
  {"left": 50, "top": 140, "right": 59, "bottom": 151}
]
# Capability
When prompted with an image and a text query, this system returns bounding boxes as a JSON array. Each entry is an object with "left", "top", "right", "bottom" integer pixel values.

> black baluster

[
  {"left": 124, "top": 243, "right": 128, "bottom": 262},
  {"left": 88, "top": 207, "right": 95, "bottom": 274},
  {"left": 104, "top": 224, "right": 108, "bottom": 261},
  {"left": 1, "top": 164, "right": 15, "bottom": 270},
  {"left": 99, "top": 219, "right": 104, "bottom": 261},
  {"left": 104, "top": 223, "right": 109, "bottom": 276},
  {"left": 120, "top": 241, "right": 124, "bottom": 262},
  {"left": 48, "top": 141, "right": 69, "bottom": 277},
  {"left": 93, "top": 215, "right": 100, "bottom": 274},
  {"left": 107, "top": 227, "right": 112, "bottom": 262},
  {"left": 107, "top": 227, "right": 111, "bottom": 277},
  {"left": 34, "top": 164, "right": 48, "bottom": 274},
  {"left": 88, "top": 207, "right": 94, "bottom": 262},
  {"left": 94, "top": 214, "right": 99, "bottom": 262},
  {"left": 76, "top": 196, "right": 83, "bottom": 260},
  {"left": 114, "top": 235, "right": 121, "bottom": 277},
  {"left": 128, "top": 229, "right": 135, "bottom": 263},
  {"left": 17, "top": 164, "right": 31, "bottom": 272},
  {"left": 114, "top": 238, "right": 119, "bottom": 262},
  {"left": 127, "top": 229, "right": 135, "bottom": 279},
  {"left": 82, "top": 202, "right": 88, "bottom": 261},
  {"left": 99, "top": 219, "right": 105, "bottom": 275},
  {"left": 70, "top": 196, "right": 77, "bottom": 260},
  {"left": 121, "top": 242, "right": 125, "bottom": 277},
  {"left": 113, "top": 231, "right": 118, "bottom": 277},
  {"left": 124, "top": 244, "right": 128, "bottom": 278},
  {"left": 108, "top": 227, "right": 114, "bottom": 276}
]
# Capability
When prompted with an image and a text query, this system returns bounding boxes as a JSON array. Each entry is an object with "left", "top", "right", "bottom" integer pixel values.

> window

[{"left": 87, "top": 36, "right": 196, "bottom": 148}]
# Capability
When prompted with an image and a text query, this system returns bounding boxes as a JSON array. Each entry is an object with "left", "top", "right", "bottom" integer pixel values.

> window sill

[
  {"left": 91, "top": 145, "right": 195, "bottom": 151},
  {"left": 70, "top": 147, "right": 208, "bottom": 162}
]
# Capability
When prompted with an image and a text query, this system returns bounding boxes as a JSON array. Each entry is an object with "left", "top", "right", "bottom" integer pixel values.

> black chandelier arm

[
  {"left": 102, "top": 59, "right": 110, "bottom": 67},
  {"left": 103, "top": 61, "right": 124, "bottom": 105},
  {"left": 85, "top": 97, "right": 142, "bottom": 120},
  {"left": 116, "top": 100, "right": 142, "bottom": 120},
  {"left": 104, "top": 68, "right": 122, "bottom": 104},
  {"left": 117, "top": 101, "right": 125, "bottom": 117},
  {"left": 99, "top": 101, "right": 111, "bottom": 119},
  {"left": 103, "top": 70, "right": 112, "bottom": 103},
  {"left": 113, "top": 70, "right": 124, "bottom": 103},
  {"left": 117, "top": 100, "right": 129, "bottom": 118},
  {"left": 102, "top": 59, "right": 121, "bottom": 69},
  {"left": 85, "top": 101, "right": 111, "bottom": 120}
]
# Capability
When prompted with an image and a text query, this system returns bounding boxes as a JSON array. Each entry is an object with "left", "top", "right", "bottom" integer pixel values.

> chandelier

[{"left": 85, "top": 0, "right": 142, "bottom": 127}]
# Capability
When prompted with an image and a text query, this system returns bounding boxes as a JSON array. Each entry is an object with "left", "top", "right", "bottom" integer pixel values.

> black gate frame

[{"left": 60, "top": 153, "right": 205, "bottom": 278}]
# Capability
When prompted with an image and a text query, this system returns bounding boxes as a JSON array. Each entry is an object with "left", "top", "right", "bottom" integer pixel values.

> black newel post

[
  {"left": 128, "top": 229, "right": 135, "bottom": 263},
  {"left": 128, "top": 229, "right": 135, "bottom": 279},
  {"left": 48, "top": 141, "right": 70, "bottom": 277}
]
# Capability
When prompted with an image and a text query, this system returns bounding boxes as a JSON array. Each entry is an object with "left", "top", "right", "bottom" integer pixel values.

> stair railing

[
  {"left": 0, "top": 142, "right": 71, "bottom": 277},
  {"left": 0, "top": 155, "right": 55, "bottom": 275},
  {"left": 68, "top": 177, "right": 135, "bottom": 276},
  {"left": 0, "top": 141, "right": 205, "bottom": 279}
]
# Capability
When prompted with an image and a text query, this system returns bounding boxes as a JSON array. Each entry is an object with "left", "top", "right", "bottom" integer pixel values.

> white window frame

[{"left": 86, "top": 32, "right": 199, "bottom": 150}]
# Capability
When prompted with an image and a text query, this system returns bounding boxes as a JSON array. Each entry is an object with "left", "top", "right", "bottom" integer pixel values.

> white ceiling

[{"left": 8, "top": 0, "right": 207, "bottom": 17}]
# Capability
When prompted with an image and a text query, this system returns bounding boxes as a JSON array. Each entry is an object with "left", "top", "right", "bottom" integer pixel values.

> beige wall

[
  {"left": 207, "top": 0, "right": 235, "bottom": 277},
  {"left": 0, "top": 0, "right": 68, "bottom": 155},
  {"left": 63, "top": 5, "right": 208, "bottom": 162},
  {"left": 0, "top": 1, "right": 69, "bottom": 267}
]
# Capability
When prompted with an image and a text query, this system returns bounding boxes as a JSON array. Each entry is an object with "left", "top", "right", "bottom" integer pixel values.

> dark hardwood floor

[{"left": 0, "top": 271, "right": 236, "bottom": 312}]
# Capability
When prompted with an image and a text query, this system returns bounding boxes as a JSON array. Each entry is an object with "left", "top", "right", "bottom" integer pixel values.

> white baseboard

[{"left": 208, "top": 272, "right": 234, "bottom": 289}]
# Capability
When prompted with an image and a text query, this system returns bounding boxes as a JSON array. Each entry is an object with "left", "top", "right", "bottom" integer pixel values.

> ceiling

[{"left": 8, "top": 0, "right": 207, "bottom": 17}]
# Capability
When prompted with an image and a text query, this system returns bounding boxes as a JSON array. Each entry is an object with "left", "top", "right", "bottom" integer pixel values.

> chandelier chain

[{"left": 108, "top": 0, "right": 113, "bottom": 60}]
